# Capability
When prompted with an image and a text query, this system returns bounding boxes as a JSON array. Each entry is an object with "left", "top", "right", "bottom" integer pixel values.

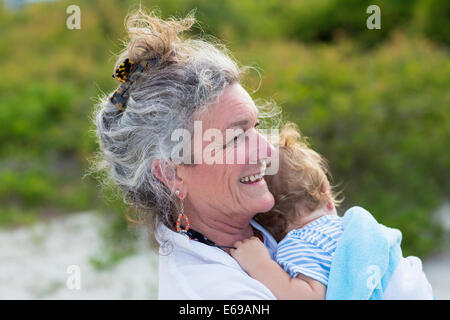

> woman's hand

[{"left": 230, "top": 236, "right": 272, "bottom": 274}]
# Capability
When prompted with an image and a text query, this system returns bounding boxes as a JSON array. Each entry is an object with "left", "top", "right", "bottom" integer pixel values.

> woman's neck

[{"left": 186, "top": 211, "right": 255, "bottom": 252}]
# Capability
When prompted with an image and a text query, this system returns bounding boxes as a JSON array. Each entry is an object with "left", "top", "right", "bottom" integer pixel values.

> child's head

[{"left": 256, "top": 123, "right": 341, "bottom": 241}]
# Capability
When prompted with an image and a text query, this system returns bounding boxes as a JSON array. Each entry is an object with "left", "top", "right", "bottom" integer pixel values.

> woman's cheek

[{"left": 232, "top": 139, "right": 249, "bottom": 165}]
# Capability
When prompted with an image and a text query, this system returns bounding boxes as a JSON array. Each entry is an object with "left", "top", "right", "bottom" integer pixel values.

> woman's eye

[{"left": 224, "top": 134, "right": 241, "bottom": 148}]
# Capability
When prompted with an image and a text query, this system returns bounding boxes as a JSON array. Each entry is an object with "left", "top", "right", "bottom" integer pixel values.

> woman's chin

[
  {"left": 247, "top": 190, "right": 275, "bottom": 214},
  {"left": 261, "top": 193, "right": 275, "bottom": 212},
  {"left": 237, "top": 177, "right": 275, "bottom": 213}
]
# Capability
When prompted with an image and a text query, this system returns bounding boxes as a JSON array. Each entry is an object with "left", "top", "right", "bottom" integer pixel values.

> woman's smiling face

[{"left": 178, "top": 83, "right": 275, "bottom": 223}]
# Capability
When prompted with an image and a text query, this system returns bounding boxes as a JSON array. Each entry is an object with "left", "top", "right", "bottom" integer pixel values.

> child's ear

[
  {"left": 323, "top": 179, "right": 335, "bottom": 199},
  {"left": 321, "top": 180, "right": 336, "bottom": 211},
  {"left": 321, "top": 179, "right": 330, "bottom": 195}
]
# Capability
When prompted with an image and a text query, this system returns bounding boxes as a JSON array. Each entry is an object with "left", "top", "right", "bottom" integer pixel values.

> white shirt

[{"left": 157, "top": 220, "right": 433, "bottom": 300}]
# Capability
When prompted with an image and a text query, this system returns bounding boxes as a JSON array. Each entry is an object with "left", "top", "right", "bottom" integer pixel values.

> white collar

[{"left": 156, "top": 219, "right": 278, "bottom": 262}]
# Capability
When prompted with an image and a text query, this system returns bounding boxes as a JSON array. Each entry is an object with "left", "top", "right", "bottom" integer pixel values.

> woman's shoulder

[
  {"left": 159, "top": 259, "right": 277, "bottom": 299},
  {"left": 158, "top": 238, "right": 276, "bottom": 299},
  {"left": 157, "top": 221, "right": 277, "bottom": 299}
]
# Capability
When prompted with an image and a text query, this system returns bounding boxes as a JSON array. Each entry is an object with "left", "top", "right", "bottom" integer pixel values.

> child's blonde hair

[{"left": 255, "top": 123, "right": 342, "bottom": 242}]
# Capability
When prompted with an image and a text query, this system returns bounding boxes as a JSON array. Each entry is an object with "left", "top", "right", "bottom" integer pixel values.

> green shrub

[
  {"left": 238, "top": 34, "right": 449, "bottom": 256},
  {"left": 0, "top": 0, "right": 448, "bottom": 259},
  {"left": 413, "top": 0, "right": 450, "bottom": 45}
]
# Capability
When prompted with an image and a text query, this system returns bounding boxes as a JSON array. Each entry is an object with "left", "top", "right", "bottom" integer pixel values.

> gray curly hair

[{"left": 92, "top": 8, "right": 279, "bottom": 245}]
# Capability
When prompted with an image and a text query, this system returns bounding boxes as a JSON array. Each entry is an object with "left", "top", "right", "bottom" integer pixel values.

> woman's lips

[
  {"left": 239, "top": 176, "right": 265, "bottom": 185},
  {"left": 239, "top": 172, "right": 264, "bottom": 184},
  {"left": 239, "top": 161, "right": 268, "bottom": 185}
]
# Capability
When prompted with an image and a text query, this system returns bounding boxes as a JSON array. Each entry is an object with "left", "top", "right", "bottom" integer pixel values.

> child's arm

[{"left": 230, "top": 237, "right": 326, "bottom": 300}]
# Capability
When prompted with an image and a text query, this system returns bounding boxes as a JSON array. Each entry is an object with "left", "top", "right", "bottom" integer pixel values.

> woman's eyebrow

[{"left": 227, "top": 120, "right": 248, "bottom": 129}]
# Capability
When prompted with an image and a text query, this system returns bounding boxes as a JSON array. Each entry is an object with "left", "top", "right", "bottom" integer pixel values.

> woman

[{"left": 93, "top": 9, "right": 433, "bottom": 299}]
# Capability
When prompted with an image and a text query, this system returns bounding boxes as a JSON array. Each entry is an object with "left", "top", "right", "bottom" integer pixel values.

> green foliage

[
  {"left": 275, "top": 0, "right": 408, "bottom": 45},
  {"left": 144, "top": 0, "right": 450, "bottom": 46},
  {"left": 0, "top": 0, "right": 448, "bottom": 260},
  {"left": 238, "top": 35, "right": 449, "bottom": 256},
  {"left": 413, "top": 0, "right": 450, "bottom": 45}
]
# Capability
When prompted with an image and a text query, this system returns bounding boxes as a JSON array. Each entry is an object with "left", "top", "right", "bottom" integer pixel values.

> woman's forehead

[{"left": 202, "top": 84, "right": 258, "bottom": 129}]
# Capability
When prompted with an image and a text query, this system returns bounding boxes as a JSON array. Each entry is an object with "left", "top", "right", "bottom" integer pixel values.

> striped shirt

[{"left": 276, "top": 214, "right": 344, "bottom": 286}]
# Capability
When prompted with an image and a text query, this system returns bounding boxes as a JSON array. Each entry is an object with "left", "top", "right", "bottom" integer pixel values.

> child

[{"left": 230, "top": 123, "right": 343, "bottom": 300}]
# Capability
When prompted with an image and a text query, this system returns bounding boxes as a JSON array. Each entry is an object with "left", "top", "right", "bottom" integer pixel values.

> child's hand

[{"left": 230, "top": 236, "right": 272, "bottom": 274}]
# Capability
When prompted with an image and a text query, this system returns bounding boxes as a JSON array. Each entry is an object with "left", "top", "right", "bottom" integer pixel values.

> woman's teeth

[{"left": 240, "top": 172, "right": 264, "bottom": 184}]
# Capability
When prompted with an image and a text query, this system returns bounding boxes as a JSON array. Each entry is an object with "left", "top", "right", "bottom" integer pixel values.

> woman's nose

[{"left": 249, "top": 131, "right": 275, "bottom": 164}]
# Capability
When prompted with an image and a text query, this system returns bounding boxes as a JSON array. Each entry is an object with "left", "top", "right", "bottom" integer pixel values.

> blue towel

[{"left": 326, "top": 206, "right": 403, "bottom": 300}]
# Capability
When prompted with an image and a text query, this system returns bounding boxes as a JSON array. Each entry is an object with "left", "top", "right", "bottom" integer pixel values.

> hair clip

[
  {"left": 110, "top": 58, "right": 159, "bottom": 112},
  {"left": 112, "top": 58, "right": 135, "bottom": 83}
]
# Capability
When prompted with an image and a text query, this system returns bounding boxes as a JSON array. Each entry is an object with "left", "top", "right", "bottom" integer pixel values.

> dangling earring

[{"left": 175, "top": 190, "right": 190, "bottom": 234}]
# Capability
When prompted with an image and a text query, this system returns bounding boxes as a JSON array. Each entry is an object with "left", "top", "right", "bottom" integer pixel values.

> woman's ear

[{"left": 152, "top": 159, "right": 187, "bottom": 198}]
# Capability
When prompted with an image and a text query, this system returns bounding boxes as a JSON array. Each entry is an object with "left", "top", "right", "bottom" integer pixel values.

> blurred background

[{"left": 0, "top": 0, "right": 449, "bottom": 299}]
